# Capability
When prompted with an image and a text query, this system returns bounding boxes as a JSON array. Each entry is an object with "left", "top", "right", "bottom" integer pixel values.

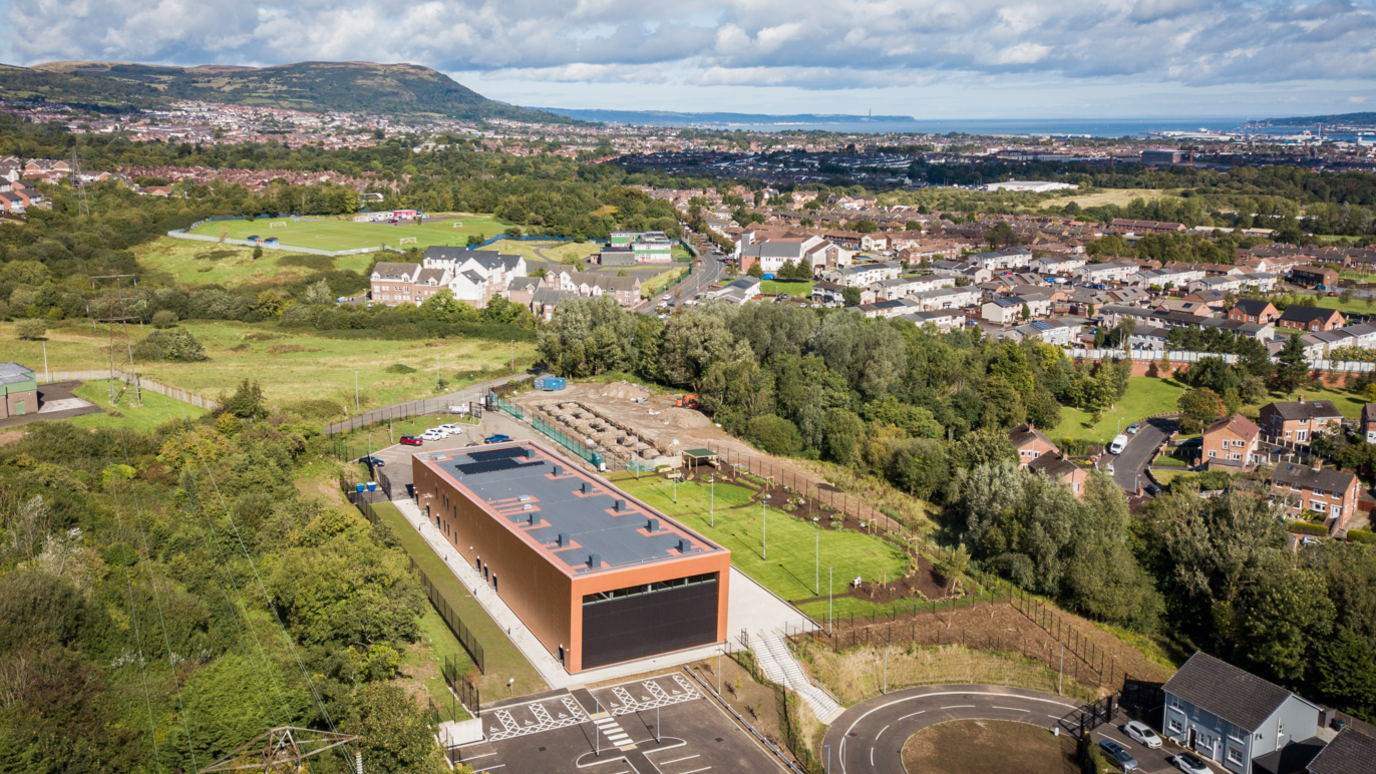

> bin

[
  {"left": 356, "top": 484, "right": 366, "bottom": 493},
  {"left": 366, "top": 482, "right": 377, "bottom": 492}
]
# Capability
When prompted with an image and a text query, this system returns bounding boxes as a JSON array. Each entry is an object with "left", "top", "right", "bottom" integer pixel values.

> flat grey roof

[{"left": 418, "top": 441, "right": 725, "bottom": 574}]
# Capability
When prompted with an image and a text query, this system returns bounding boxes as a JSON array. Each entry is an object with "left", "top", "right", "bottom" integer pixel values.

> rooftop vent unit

[
  {"left": 588, "top": 554, "right": 601, "bottom": 569},
  {"left": 557, "top": 533, "right": 570, "bottom": 547},
  {"left": 551, "top": 465, "right": 563, "bottom": 476},
  {"left": 580, "top": 482, "right": 592, "bottom": 495},
  {"left": 646, "top": 518, "right": 659, "bottom": 533},
  {"left": 527, "top": 512, "right": 537, "bottom": 525},
  {"left": 678, "top": 539, "right": 691, "bottom": 553},
  {"left": 615, "top": 499, "right": 627, "bottom": 512},
  {"left": 522, "top": 504, "right": 533, "bottom": 511},
  {"left": 518, "top": 494, "right": 532, "bottom": 502}
]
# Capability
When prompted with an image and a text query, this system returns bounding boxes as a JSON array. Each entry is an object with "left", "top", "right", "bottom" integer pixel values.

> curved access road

[{"left": 821, "top": 684, "right": 1084, "bottom": 774}]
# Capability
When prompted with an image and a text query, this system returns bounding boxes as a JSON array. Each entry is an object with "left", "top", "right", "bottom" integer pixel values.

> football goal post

[
  {"left": 270, "top": 221, "right": 287, "bottom": 229},
  {"left": 452, "top": 221, "right": 464, "bottom": 228},
  {"left": 399, "top": 237, "right": 418, "bottom": 246}
]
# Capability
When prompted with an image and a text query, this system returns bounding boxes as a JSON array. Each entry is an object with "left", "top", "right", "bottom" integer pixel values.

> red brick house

[
  {"left": 1028, "top": 453, "right": 1089, "bottom": 499},
  {"left": 1009, "top": 423, "right": 1059, "bottom": 469},
  {"left": 1198, "top": 414, "right": 1261, "bottom": 468},
  {"left": 1269, "top": 462, "right": 1360, "bottom": 528},
  {"left": 1227, "top": 299, "right": 1279, "bottom": 325},
  {"left": 1276, "top": 305, "right": 1344, "bottom": 332},
  {"left": 1258, "top": 398, "right": 1344, "bottom": 445}
]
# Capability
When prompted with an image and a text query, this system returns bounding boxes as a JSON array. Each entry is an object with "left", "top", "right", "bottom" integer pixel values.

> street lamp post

[
  {"left": 825, "top": 743, "right": 831, "bottom": 774},
  {"left": 355, "top": 371, "right": 360, "bottom": 411},
  {"left": 762, "top": 494, "right": 770, "bottom": 560},
  {"left": 710, "top": 475, "right": 715, "bottom": 527},
  {"left": 815, "top": 527, "right": 820, "bottom": 595},
  {"left": 828, "top": 565, "right": 834, "bottom": 635}
]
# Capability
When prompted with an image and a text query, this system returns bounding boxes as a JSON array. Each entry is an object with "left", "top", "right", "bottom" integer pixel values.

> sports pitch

[{"left": 188, "top": 214, "right": 516, "bottom": 252}]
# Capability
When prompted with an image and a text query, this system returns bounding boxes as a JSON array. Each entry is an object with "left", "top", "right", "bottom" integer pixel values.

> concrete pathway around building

[{"left": 393, "top": 496, "right": 814, "bottom": 692}]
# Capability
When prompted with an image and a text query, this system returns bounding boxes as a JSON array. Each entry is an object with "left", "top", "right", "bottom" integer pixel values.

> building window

[{"left": 1169, "top": 719, "right": 1183, "bottom": 733}]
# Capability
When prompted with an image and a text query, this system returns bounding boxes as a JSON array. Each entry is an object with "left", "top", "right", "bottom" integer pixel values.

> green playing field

[{"left": 188, "top": 214, "right": 516, "bottom": 252}]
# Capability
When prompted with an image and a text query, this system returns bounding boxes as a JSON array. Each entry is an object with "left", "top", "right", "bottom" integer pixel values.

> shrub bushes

[
  {"left": 1348, "top": 529, "right": 1376, "bottom": 544},
  {"left": 745, "top": 414, "right": 804, "bottom": 457},
  {"left": 1287, "top": 521, "right": 1330, "bottom": 537},
  {"left": 133, "top": 328, "right": 208, "bottom": 362}
]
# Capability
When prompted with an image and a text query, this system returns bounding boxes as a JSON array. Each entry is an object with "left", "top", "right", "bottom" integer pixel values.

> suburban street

[{"left": 1104, "top": 416, "right": 1177, "bottom": 493}]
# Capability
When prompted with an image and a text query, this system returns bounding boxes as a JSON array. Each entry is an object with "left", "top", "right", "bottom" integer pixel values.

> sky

[{"left": 3, "top": 0, "right": 1376, "bottom": 119}]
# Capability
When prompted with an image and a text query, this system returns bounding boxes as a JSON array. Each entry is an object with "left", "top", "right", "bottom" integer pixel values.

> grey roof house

[{"left": 1163, "top": 652, "right": 1322, "bottom": 774}]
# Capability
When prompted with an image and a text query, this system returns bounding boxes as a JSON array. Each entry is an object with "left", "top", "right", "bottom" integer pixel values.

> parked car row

[
  {"left": 1100, "top": 721, "right": 1217, "bottom": 774},
  {"left": 397, "top": 430, "right": 509, "bottom": 448}
]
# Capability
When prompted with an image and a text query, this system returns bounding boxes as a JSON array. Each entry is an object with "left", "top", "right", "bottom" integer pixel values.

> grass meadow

[
  {"left": 66, "top": 379, "right": 210, "bottom": 431},
  {"left": 187, "top": 213, "right": 515, "bottom": 252},
  {"left": 4, "top": 320, "right": 538, "bottom": 413},
  {"left": 134, "top": 239, "right": 375, "bottom": 288},
  {"left": 609, "top": 473, "right": 910, "bottom": 604}
]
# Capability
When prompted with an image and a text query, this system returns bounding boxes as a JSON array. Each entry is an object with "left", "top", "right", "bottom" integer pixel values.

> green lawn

[
  {"left": 610, "top": 474, "right": 909, "bottom": 604},
  {"left": 404, "top": 607, "right": 474, "bottom": 723},
  {"left": 370, "top": 501, "right": 545, "bottom": 696},
  {"left": 8, "top": 320, "right": 536, "bottom": 413},
  {"left": 188, "top": 213, "right": 515, "bottom": 252},
  {"left": 135, "top": 238, "right": 375, "bottom": 288},
  {"left": 641, "top": 265, "right": 689, "bottom": 297},
  {"left": 1054, "top": 376, "right": 1187, "bottom": 445},
  {"left": 65, "top": 379, "right": 209, "bottom": 431},
  {"left": 1315, "top": 296, "right": 1376, "bottom": 316},
  {"left": 759, "top": 279, "right": 815, "bottom": 296},
  {"left": 1261, "top": 384, "right": 1368, "bottom": 419}
]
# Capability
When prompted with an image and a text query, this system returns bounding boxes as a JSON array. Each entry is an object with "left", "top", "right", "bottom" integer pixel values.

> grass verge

[
  {"left": 902, "top": 719, "right": 1078, "bottom": 774},
  {"left": 803, "top": 642, "right": 1099, "bottom": 705},
  {"left": 369, "top": 501, "right": 546, "bottom": 697}
]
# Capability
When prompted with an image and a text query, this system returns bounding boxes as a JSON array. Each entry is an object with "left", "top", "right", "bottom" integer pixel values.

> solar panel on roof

[
  {"left": 465, "top": 447, "right": 528, "bottom": 463},
  {"left": 454, "top": 458, "right": 544, "bottom": 476}
]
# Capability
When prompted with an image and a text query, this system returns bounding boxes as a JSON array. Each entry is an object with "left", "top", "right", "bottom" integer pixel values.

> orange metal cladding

[{"left": 413, "top": 442, "right": 729, "bottom": 674}]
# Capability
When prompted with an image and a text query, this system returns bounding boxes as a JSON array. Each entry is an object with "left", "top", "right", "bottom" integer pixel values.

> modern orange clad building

[{"left": 412, "top": 441, "right": 730, "bottom": 674}]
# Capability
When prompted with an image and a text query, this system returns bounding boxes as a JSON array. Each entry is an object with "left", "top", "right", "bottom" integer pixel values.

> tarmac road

[
  {"left": 1104, "top": 416, "right": 1177, "bottom": 493},
  {"left": 821, "top": 684, "right": 1084, "bottom": 774}
]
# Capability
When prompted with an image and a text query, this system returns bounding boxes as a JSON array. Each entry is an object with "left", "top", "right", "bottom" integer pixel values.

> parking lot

[
  {"left": 456, "top": 673, "right": 786, "bottom": 774},
  {"left": 357, "top": 409, "right": 535, "bottom": 496}
]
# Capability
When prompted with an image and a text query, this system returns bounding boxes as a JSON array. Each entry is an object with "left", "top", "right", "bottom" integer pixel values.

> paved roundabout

[{"left": 821, "top": 684, "right": 1086, "bottom": 774}]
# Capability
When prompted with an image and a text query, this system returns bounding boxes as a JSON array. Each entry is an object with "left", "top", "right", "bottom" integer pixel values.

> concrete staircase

[{"left": 749, "top": 633, "right": 844, "bottom": 724}]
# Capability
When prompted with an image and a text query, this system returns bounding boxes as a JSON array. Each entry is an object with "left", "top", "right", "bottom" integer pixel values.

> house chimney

[
  {"left": 1313, "top": 460, "right": 1322, "bottom": 473},
  {"left": 1299, "top": 394, "right": 1305, "bottom": 403},
  {"left": 1027, "top": 422, "right": 1034, "bottom": 431}
]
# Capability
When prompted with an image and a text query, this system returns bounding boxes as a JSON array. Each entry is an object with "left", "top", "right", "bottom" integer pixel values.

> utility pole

[
  {"left": 762, "top": 494, "right": 770, "bottom": 560},
  {"left": 93, "top": 274, "right": 142, "bottom": 405},
  {"left": 70, "top": 146, "right": 90, "bottom": 219}
]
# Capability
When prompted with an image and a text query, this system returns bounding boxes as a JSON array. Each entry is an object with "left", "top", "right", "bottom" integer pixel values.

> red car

[{"left": 399, "top": 435, "right": 422, "bottom": 446}]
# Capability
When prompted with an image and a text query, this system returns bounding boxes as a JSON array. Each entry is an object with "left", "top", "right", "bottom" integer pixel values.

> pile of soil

[
  {"left": 663, "top": 407, "right": 711, "bottom": 428},
  {"left": 600, "top": 381, "right": 651, "bottom": 401},
  {"left": 853, "top": 555, "right": 952, "bottom": 602}
]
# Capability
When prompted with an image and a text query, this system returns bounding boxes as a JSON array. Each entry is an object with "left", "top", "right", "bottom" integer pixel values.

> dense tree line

[{"left": 0, "top": 390, "right": 450, "bottom": 773}]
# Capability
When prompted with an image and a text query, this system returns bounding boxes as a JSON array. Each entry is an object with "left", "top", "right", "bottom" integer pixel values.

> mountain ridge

[{"left": 0, "top": 60, "right": 573, "bottom": 124}]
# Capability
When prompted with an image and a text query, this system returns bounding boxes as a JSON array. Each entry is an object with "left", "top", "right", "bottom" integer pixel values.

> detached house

[
  {"left": 1199, "top": 415, "right": 1262, "bottom": 468},
  {"left": 1009, "top": 423, "right": 1058, "bottom": 468},
  {"left": 1162, "top": 652, "right": 1322, "bottom": 774},
  {"left": 1258, "top": 398, "right": 1344, "bottom": 445},
  {"left": 1363, "top": 403, "right": 1376, "bottom": 444}
]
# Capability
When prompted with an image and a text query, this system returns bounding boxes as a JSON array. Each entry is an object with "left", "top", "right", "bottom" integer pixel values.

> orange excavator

[{"left": 675, "top": 394, "right": 700, "bottom": 409}]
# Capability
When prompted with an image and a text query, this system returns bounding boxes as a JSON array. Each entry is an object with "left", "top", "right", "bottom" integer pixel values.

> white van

[{"left": 1109, "top": 434, "right": 1129, "bottom": 455}]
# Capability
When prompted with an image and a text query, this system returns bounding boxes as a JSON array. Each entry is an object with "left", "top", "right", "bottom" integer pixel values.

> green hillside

[{"left": 0, "top": 60, "right": 571, "bottom": 123}]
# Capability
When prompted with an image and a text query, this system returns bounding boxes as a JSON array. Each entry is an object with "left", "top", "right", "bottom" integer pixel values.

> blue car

[{"left": 484, "top": 434, "right": 512, "bottom": 444}]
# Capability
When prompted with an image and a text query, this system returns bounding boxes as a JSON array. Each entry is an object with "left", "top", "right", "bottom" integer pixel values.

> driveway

[{"left": 1104, "top": 417, "right": 1177, "bottom": 493}]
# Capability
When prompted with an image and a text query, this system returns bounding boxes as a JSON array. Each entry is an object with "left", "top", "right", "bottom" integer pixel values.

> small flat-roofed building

[
  {"left": 0, "top": 362, "right": 38, "bottom": 419},
  {"left": 412, "top": 441, "right": 730, "bottom": 673}
]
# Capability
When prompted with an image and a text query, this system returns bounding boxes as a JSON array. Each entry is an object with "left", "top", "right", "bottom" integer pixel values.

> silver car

[
  {"left": 1100, "top": 740, "right": 1138, "bottom": 772},
  {"left": 1172, "top": 753, "right": 1210, "bottom": 774},
  {"left": 1124, "top": 721, "right": 1162, "bottom": 749}
]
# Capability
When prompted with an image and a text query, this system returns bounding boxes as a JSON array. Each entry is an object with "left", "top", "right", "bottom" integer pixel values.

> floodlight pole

[
  {"left": 815, "top": 528, "right": 820, "bottom": 595},
  {"left": 710, "top": 475, "right": 715, "bottom": 527},
  {"left": 355, "top": 371, "right": 359, "bottom": 411},
  {"left": 829, "top": 565, "right": 834, "bottom": 634}
]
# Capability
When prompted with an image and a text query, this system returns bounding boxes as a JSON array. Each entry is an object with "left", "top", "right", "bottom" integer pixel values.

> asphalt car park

[
  {"left": 1092, "top": 719, "right": 1215, "bottom": 774},
  {"left": 455, "top": 674, "right": 786, "bottom": 774}
]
